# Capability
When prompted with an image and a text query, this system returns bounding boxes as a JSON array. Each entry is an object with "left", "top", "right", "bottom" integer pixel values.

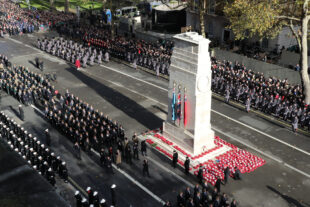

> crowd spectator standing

[
  {"left": 211, "top": 57, "right": 310, "bottom": 132},
  {"left": 0, "top": 0, "right": 75, "bottom": 36}
]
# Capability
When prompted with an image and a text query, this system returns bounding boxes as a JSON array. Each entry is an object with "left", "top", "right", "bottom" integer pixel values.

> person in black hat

[{"left": 45, "top": 128, "right": 51, "bottom": 147}]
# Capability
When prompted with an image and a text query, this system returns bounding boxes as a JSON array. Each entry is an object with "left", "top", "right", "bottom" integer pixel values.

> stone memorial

[{"left": 162, "top": 32, "right": 215, "bottom": 155}]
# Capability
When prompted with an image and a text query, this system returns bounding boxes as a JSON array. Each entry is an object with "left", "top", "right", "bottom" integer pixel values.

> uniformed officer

[
  {"left": 133, "top": 142, "right": 139, "bottom": 160},
  {"left": 142, "top": 159, "right": 150, "bottom": 177},
  {"left": 45, "top": 129, "right": 51, "bottom": 147},
  {"left": 172, "top": 150, "right": 178, "bottom": 168},
  {"left": 19, "top": 105, "right": 24, "bottom": 121},
  {"left": 184, "top": 156, "right": 190, "bottom": 175}
]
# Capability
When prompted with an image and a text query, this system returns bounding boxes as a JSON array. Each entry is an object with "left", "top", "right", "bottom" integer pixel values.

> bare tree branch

[
  {"left": 275, "top": 15, "right": 300, "bottom": 21},
  {"left": 289, "top": 19, "right": 301, "bottom": 51}
]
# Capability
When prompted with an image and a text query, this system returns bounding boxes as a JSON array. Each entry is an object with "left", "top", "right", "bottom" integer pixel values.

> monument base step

[{"left": 138, "top": 129, "right": 266, "bottom": 185}]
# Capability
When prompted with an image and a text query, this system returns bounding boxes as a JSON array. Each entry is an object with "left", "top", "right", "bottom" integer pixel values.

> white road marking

[
  {"left": 31, "top": 104, "right": 165, "bottom": 204},
  {"left": 82, "top": 69, "right": 167, "bottom": 108},
  {"left": 146, "top": 156, "right": 194, "bottom": 188},
  {"left": 11, "top": 53, "right": 41, "bottom": 59},
  {"left": 212, "top": 126, "right": 310, "bottom": 179},
  {"left": 16, "top": 40, "right": 310, "bottom": 180},
  {"left": 99, "top": 64, "right": 310, "bottom": 157},
  {"left": 91, "top": 149, "right": 165, "bottom": 205},
  {"left": 8, "top": 38, "right": 67, "bottom": 64},
  {"left": 100, "top": 64, "right": 168, "bottom": 91},
  {"left": 211, "top": 110, "right": 310, "bottom": 157},
  {"left": 31, "top": 104, "right": 44, "bottom": 116}
]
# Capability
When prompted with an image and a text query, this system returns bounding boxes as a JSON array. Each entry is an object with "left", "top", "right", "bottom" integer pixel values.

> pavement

[{"left": 0, "top": 32, "right": 309, "bottom": 207}]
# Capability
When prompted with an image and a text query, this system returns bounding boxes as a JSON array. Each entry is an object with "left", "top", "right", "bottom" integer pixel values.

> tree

[
  {"left": 49, "top": 0, "right": 55, "bottom": 10},
  {"left": 224, "top": 0, "right": 310, "bottom": 103},
  {"left": 64, "top": 0, "right": 69, "bottom": 12}
]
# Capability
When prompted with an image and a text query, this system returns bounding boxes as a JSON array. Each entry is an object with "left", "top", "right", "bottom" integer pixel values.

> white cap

[
  {"left": 100, "top": 199, "right": 106, "bottom": 204},
  {"left": 33, "top": 165, "right": 37, "bottom": 169},
  {"left": 41, "top": 144, "right": 45, "bottom": 148},
  {"left": 14, "top": 148, "right": 19, "bottom": 152},
  {"left": 93, "top": 191, "right": 98, "bottom": 196},
  {"left": 48, "top": 168, "right": 52, "bottom": 172},
  {"left": 81, "top": 198, "right": 87, "bottom": 203},
  {"left": 22, "top": 155, "right": 26, "bottom": 159},
  {"left": 62, "top": 162, "right": 66, "bottom": 165},
  {"left": 111, "top": 184, "right": 116, "bottom": 189},
  {"left": 44, "top": 161, "right": 48, "bottom": 165},
  {"left": 19, "top": 105, "right": 22, "bottom": 107},
  {"left": 45, "top": 129, "right": 48, "bottom": 132},
  {"left": 86, "top": 187, "right": 91, "bottom": 191},
  {"left": 28, "top": 160, "right": 31, "bottom": 164},
  {"left": 10, "top": 144, "right": 14, "bottom": 149},
  {"left": 7, "top": 141, "right": 11, "bottom": 145},
  {"left": 51, "top": 152, "right": 55, "bottom": 156},
  {"left": 75, "top": 191, "right": 80, "bottom": 196}
]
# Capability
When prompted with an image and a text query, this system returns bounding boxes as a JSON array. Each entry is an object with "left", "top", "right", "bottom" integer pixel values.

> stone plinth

[{"left": 163, "top": 32, "right": 215, "bottom": 155}]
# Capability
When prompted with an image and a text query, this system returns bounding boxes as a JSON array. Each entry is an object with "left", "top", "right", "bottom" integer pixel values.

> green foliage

[
  {"left": 19, "top": 0, "right": 103, "bottom": 11},
  {"left": 223, "top": 0, "right": 297, "bottom": 40}
]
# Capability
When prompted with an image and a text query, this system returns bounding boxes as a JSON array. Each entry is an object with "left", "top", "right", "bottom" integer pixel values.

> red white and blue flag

[
  {"left": 184, "top": 93, "right": 187, "bottom": 127},
  {"left": 177, "top": 90, "right": 182, "bottom": 124}
]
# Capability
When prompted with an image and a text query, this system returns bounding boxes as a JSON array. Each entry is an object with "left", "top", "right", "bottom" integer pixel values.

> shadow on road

[
  {"left": 267, "top": 185, "right": 310, "bottom": 207},
  {"left": 65, "top": 66, "right": 163, "bottom": 130}
]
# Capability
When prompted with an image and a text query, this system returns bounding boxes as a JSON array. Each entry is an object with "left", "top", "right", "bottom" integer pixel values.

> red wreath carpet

[{"left": 139, "top": 129, "right": 266, "bottom": 186}]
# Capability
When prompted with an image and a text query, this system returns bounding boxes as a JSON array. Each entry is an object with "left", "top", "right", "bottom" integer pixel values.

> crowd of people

[
  {"left": 56, "top": 23, "right": 173, "bottom": 76},
  {"left": 37, "top": 37, "right": 110, "bottom": 69},
  {"left": 74, "top": 186, "right": 115, "bottom": 207},
  {"left": 0, "top": 55, "right": 55, "bottom": 108},
  {"left": 171, "top": 183, "right": 237, "bottom": 207},
  {"left": 0, "top": 0, "right": 75, "bottom": 37},
  {"left": 211, "top": 57, "right": 308, "bottom": 132},
  {"left": 0, "top": 112, "right": 68, "bottom": 187}
]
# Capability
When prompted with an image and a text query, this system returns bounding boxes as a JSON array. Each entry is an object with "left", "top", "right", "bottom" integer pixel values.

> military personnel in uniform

[
  {"left": 19, "top": 105, "right": 24, "bottom": 121},
  {"left": 184, "top": 156, "right": 190, "bottom": 175},
  {"left": 172, "top": 150, "right": 178, "bottom": 168}
]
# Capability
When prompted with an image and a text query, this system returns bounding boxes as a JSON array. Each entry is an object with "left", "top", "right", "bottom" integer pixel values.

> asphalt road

[{"left": 0, "top": 32, "right": 310, "bottom": 207}]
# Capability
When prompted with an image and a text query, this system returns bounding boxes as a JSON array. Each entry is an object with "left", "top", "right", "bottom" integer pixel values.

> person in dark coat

[
  {"left": 19, "top": 105, "right": 24, "bottom": 121},
  {"left": 74, "top": 142, "right": 81, "bottom": 160},
  {"left": 234, "top": 167, "right": 241, "bottom": 180},
  {"left": 141, "top": 140, "right": 147, "bottom": 156},
  {"left": 45, "top": 128, "right": 51, "bottom": 147},
  {"left": 143, "top": 159, "right": 150, "bottom": 177},
  {"left": 224, "top": 166, "right": 230, "bottom": 184},
  {"left": 215, "top": 177, "right": 221, "bottom": 192},
  {"left": 184, "top": 156, "right": 190, "bottom": 175},
  {"left": 172, "top": 150, "right": 178, "bottom": 168}
]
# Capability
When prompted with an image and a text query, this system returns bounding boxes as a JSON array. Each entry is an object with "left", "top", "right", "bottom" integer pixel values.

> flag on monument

[
  {"left": 172, "top": 88, "right": 176, "bottom": 121},
  {"left": 177, "top": 91, "right": 181, "bottom": 121},
  {"left": 184, "top": 93, "right": 187, "bottom": 127}
]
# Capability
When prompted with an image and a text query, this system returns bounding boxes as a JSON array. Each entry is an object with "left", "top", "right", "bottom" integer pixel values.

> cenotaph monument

[{"left": 162, "top": 32, "right": 215, "bottom": 156}]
